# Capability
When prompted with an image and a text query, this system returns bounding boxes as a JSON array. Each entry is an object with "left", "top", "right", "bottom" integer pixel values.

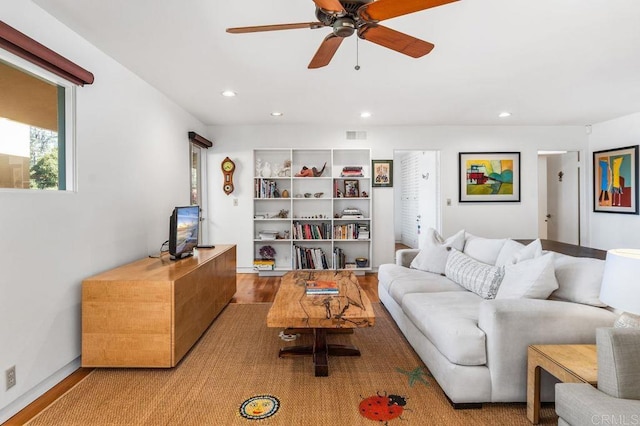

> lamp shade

[{"left": 599, "top": 249, "right": 640, "bottom": 315}]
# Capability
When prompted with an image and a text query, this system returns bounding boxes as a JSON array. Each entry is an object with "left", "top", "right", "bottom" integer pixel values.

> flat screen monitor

[{"left": 169, "top": 205, "right": 199, "bottom": 260}]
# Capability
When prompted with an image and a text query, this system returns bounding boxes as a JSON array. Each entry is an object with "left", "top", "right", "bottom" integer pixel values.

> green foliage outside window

[{"left": 29, "top": 127, "right": 58, "bottom": 190}]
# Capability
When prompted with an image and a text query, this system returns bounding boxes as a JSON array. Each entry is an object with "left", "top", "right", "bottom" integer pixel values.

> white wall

[
  {"left": 207, "top": 125, "right": 588, "bottom": 270},
  {"left": 0, "top": 2, "right": 207, "bottom": 421},
  {"left": 589, "top": 112, "right": 640, "bottom": 249}
]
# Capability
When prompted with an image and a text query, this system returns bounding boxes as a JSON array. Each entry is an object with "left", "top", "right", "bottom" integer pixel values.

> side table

[{"left": 526, "top": 344, "right": 597, "bottom": 424}]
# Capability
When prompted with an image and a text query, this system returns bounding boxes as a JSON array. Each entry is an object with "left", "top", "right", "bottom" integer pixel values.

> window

[{"left": 0, "top": 56, "right": 74, "bottom": 190}]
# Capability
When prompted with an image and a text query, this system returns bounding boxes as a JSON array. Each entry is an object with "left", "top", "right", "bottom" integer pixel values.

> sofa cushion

[
  {"left": 378, "top": 263, "right": 466, "bottom": 305},
  {"left": 445, "top": 249, "right": 504, "bottom": 299},
  {"left": 551, "top": 253, "right": 606, "bottom": 307},
  {"left": 496, "top": 252, "right": 558, "bottom": 299},
  {"left": 410, "top": 228, "right": 465, "bottom": 274},
  {"left": 402, "top": 292, "right": 486, "bottom": 366},
  {"left": 495, "top": 239, "right": 542, "bottom": 267},
  {"left": 463, "top": 233, "right": 507, "bottom": 265}
]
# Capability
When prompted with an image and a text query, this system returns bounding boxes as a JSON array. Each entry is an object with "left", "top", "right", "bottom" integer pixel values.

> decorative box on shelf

[{"left": 258, "top": 230, "right": 278, "bottom": 240}]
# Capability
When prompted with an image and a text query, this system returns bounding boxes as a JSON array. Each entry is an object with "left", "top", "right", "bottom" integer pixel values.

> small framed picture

[
  {"left": 344, "top": 180, "right": 360, "bottom": 198},
  {"left": 593, "top": 145, "right": 639, "bottom": 214},
  {"left": 372, "top": 160, "right": 393, "bottom": 187}
]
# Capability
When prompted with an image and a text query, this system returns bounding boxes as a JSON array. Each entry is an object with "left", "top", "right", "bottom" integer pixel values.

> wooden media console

[{"left": 81, "top": 245, "right": 236, "bottom": 367}]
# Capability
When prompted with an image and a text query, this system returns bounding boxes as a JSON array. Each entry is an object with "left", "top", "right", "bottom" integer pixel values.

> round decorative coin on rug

[{"left": 239, "top": 395, "right": 280, "bottom": 421}]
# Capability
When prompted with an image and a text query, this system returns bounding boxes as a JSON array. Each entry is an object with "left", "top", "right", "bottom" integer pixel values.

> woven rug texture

[{"left": 27, "top": 303, "right": 557, "bottom": 425}]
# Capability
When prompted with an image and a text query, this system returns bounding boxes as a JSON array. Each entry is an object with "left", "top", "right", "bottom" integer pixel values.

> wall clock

[{"left": 221, "top": 157, "right": 235, "bottom": 195}]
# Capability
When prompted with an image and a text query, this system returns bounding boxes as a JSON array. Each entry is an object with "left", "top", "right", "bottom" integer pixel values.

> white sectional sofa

[{"left": 378, "top": 230, "right": 616, "bottom": 406}]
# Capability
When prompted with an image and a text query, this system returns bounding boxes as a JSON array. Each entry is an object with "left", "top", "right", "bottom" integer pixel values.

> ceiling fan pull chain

[{"left": 355, "top": 36, "right": 361, "bottom": 71}]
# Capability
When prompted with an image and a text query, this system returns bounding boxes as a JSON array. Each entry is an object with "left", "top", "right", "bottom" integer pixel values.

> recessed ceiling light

[
  {"left": 221, "top": 90, "right": 237, "bottom": 97},
  {"left": 270, "top": 111, "right": 283, "bottom": 117},
  {"left": 538, "top": 150, "right": 568, "bottom": 155},
  {"left": 360, "top": 111, "right": 372, "bottom": 118},
  {"left": 498, "top": 111, "right": 512, "bottom": 118}
]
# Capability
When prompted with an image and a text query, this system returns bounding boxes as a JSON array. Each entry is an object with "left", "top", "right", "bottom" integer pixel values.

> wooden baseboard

[{"left": 2, "top": 368, "right": 93, "bottom": 426}]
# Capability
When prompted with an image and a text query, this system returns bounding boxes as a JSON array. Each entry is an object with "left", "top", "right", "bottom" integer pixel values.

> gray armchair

[{"left": 555, "top": 327, "right": 640, "bottom": 426}]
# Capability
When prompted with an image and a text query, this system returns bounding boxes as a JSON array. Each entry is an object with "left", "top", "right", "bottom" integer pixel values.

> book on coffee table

[{"left": 305, "top": 280, "right": 339, "bottom": 295}]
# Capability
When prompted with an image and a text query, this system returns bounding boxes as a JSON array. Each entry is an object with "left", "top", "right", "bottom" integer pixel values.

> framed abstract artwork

[
  {"left": 593, "top": 145, "right": 639, "bottom": 214},
  {"left": 372, "top": 159, "right": 393, "bottom": 187},
  {"left": 459, "top": 152, "right": 521, "bottom": 202}
]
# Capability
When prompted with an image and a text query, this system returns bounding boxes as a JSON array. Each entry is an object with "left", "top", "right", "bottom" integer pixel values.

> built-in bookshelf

[{"left": 253, "top": 149, "right": 372, "bottom": 274}]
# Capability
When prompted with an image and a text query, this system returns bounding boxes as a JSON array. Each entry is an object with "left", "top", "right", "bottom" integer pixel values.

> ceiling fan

[{"left": 226, "top": 0, "right": 458, "bottom": 69}]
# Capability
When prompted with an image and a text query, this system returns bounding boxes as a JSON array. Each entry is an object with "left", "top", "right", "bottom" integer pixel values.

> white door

[
  {"left": 400, "top": 153, "right": 420, "bottom": 248},
  {"left": 396, "top": 151, "right": 439, "bottom": 249}
]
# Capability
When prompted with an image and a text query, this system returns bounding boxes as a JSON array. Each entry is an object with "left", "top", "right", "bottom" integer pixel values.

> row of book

[
  {"left": 305, "top": 279, "right": 339, "bottom": 295},
  {"left": 333, "top": 247, "right": 346, "bottom": 269},
  {"left": 253, "top": 259, "right": 275, "bottom": 271},
  {"left": 334, "top": 223, "right": 370, "bottom": 240},
  {"left": 294, "top": 246, "right": 329, "bottom": 270},
  {"left": 254, "top": 179, "right": 281, "bottom": 198},
  {"left": 292, "top": 222, "right": 331, "bottom": 240}
]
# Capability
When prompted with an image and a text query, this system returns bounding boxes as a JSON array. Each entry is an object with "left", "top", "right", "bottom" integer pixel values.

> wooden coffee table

[{"left": 267, "top": 270, "right": 375, "bottom": 376}]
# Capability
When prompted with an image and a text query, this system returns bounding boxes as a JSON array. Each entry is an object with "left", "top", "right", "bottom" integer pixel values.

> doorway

[
  {"left": 190, "top": 142, "right": 208, "bottom": 244},
  {"left": 537, "top": 151, "right": 581, "bottom": 245},
  {"left": 394, "top": 150, "right": 440, "bottom": 249}
]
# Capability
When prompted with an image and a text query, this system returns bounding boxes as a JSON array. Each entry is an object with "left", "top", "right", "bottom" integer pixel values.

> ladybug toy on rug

[{"left": 359, "top": 391, "right": 409, "bottom": 424}]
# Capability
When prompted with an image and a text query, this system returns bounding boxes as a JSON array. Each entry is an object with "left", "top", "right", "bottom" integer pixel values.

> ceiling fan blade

[
  {"left": 359, "top": 25, "right": 434, "bottom": 58},
  {"left": 313, "top": 0, "right": 346, "bottom": 14},
  {"left": 308, "top": 34, "right": 344, "bottom": 69},
  {"left": 359, "top": 0, "right": 458, "bottom": 22},
  {"left": 227, "top": 22, "right": 324, "bottom": 34}
]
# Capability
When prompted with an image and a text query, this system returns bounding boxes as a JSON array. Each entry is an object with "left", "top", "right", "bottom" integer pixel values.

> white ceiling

[{"left": 33, "top": 0, "right": 640, "bottom": 127}]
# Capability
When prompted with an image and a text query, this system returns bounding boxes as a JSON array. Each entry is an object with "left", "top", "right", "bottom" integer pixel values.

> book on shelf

[
  {"left": 294, "top": 246, "right": 328, "bottom": 270},
  {"left": 254, "top": 179, "right": 281, "bottom": 198},
  {"left": 292, "top": 222, "right": 331, "bottom": 240},
  {"left": 340, "top": 166, "right": 364, "bottom": 177},
  {"left": 253, "top": 259, "right": 275, "bottom": 271},
  {"left": 357, "top": 223, "right": 370, "bottom": 240},
  {"left": 333, "top": 247, "right": 346, "bottom": 269},
  {"left": 305, "top": 280, "right": 339, "bottom": 295}
]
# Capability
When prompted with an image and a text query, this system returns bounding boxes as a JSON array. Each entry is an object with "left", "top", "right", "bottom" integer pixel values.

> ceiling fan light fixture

[
  {"left": 498, "top": 111, "right": 512, "bottom": 118},
  {"left": 332, "top": 17, "right": 356, "bottom": 37},
  {"left": 221, "top": 90, "right": 237, "bottom": 97}
]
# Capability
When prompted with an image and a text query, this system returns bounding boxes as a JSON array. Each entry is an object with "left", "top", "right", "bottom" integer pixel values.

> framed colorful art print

[
  {"left": 593, "top": 145, "right": 638, "bottom": 214},
  {"left": 372, "top": 159, "right": 393, "bottom": 187},
  {"left": 459, "top": 152, "right": 520, "bottom": 202}
]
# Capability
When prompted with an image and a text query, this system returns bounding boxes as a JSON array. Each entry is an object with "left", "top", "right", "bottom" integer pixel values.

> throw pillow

[
  {"left": 495, "top": 239, "right": 542, "bottom": 267},
  {"left": 550, "top": 253, "right": 607, "bottom": 306},
  {"left": 445, "top": 249, "right": 504, "bottom": 299},
  {"left": 496, "top": 253, "right": 559, "bottom": 299},
  {"left": 463, "top": 233, "right": 507, "bottom": 265},
  {"left": 410, "top": 229, "right": 465, "bottom": 275}
]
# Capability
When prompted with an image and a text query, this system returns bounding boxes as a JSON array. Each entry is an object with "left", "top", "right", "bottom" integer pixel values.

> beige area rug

[{"left": 27, "top": 303, "right": 558, "bottom": 425}]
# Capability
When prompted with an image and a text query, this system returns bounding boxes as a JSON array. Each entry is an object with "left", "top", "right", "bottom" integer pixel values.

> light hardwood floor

[{"left": 3, "top": 272, "right": 379, "bottom": 426}]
